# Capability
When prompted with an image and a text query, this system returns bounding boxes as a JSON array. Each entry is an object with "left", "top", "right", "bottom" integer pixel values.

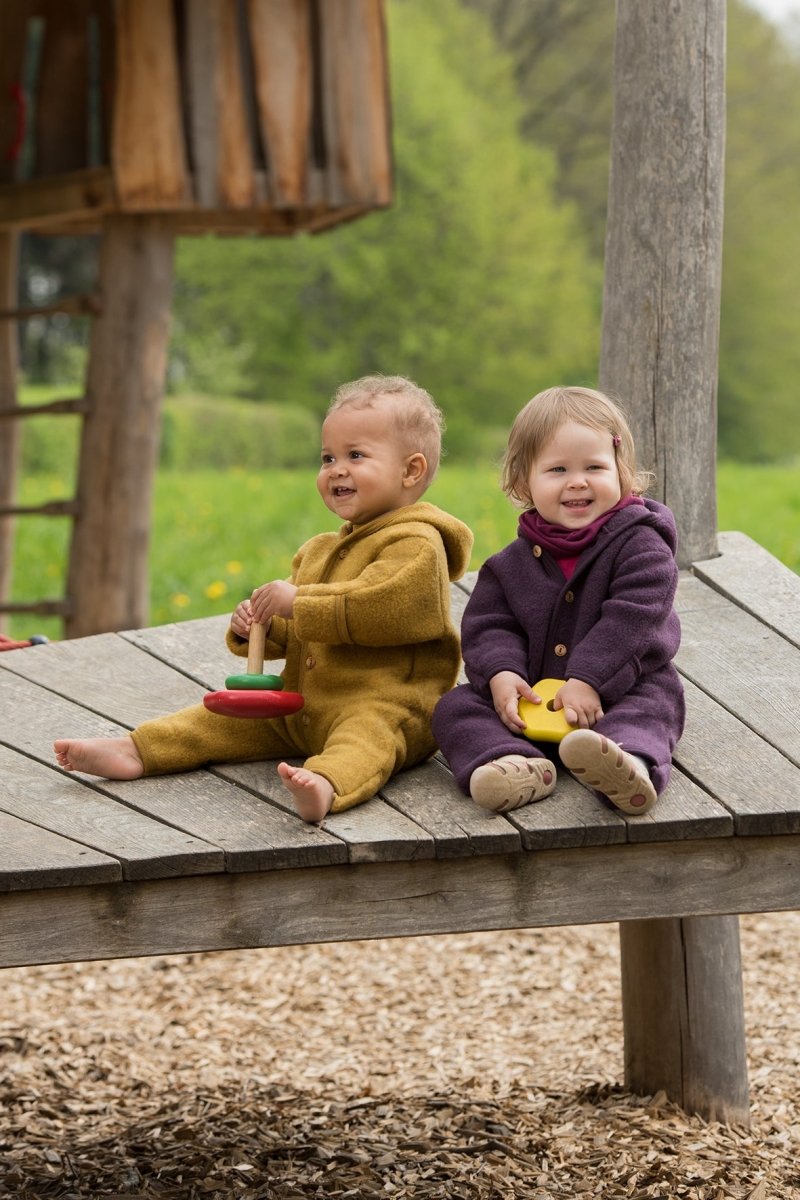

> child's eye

[
  {"left": 549, "top": 466, "right": 565, "bottom": 473},
  {"left": 348, "top": 450, "right": 364, "bottom": 460},
  {"left": 321, "top": 454, "right": 334, "bottom": 465}
]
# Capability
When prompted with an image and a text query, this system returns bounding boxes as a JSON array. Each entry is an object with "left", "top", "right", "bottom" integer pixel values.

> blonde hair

[
  {"left": 501, "top": 385, "right": 652, "bottom": 508},
  {"left": 328, "top": 374, "right": 444, "bottom": 483}
]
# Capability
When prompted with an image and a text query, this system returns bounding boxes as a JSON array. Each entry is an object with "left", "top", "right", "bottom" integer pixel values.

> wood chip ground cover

[{"left": 1, "top": 914, "right": 798, "bottom": 1198}]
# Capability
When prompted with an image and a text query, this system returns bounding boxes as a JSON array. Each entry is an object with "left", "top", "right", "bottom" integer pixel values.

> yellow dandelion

[
  {"left": 171, "top": 593, "right": 191, "bottom": 608},
  {"left": 204, "top": 580, "right": 228, "bottom": 600},
  {"left": 225, "top": 560, "right": 243, "bottom": 575}
]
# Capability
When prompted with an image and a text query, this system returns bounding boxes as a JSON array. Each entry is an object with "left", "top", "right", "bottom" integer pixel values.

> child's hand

[
  {"left": 489, "top": 671, "right": 542, "bottom": 733},
  {"left": 249, "top": 580, "right": 298, "bottom": 624},
  {"left": 230, "top": 598, "right": 253, "bottom": 639},
  {"left": 554, "top": 679, "right": 603, "bottom": 727}
]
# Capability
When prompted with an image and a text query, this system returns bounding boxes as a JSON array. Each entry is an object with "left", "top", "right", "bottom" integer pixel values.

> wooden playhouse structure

[{"left": 0, "top": 0, "right": 392, "bottom": 638}]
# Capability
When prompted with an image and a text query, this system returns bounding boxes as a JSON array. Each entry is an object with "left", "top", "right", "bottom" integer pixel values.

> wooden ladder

[{"left": 0, "top": 230, "right": 99, "bottom": 631}]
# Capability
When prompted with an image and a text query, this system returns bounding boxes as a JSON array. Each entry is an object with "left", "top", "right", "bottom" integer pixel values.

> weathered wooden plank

[
  {"left": 0, "top": 668, "right": 346, "bottom": 874},
  {"left": 509, "top": 770, "right": 627, "bottom": 849},
  {"left": 619, "top": 769, "right": 733, "bottom": 845},
  {"left": 0, "top": 741, "right": 223, "bottom": 882},
  {"left": 0, "top": 631, "right": 206, "bottom": 725},
  {"left": 90, "top": 770, "right": 348, "bottom": 873},
  {"left": 676, "top": 574, "right": 800, "bottom": 765},
  {"left": 507, "top": 765, "right": 731, "bottom": 850},
  {"left": 247, "top": 0, "right": 313, "bottom": 207},
  {"left": 379, "top": 758, "right": 521, "bottom": 858},
  {"left": 0, "top": 662, "right": 135, "bottom": 757},
  {"left": 33, "top": 1, "right": 91, "bottom": 177},
  {"left": 318, "top": 0, "right": 392, "bottom": 206},
  {"left": 11, "top": 201, "right": 379, "bottom": 237},
  {"left": 675, "top": 678, "right": 800, "bottom": 835},
  {"left": 0, "top": 809, "right": 120, "bottom": 892},
  {"left": 121, "top": 614, "right": 252, "bottom": 689},
  {"left": 185, "top": 0, "right": 256, "bottom": 208},
  {"left": 2, "top": 834, "right": 799, "bottom": 969},
  {"left": 693, "top": 531, "right": 800, "bottom": 650},
  {"left": 218, "top": 761, "right": 436, "bottom": 865},
  {"left": 111, "top": 0, "right": 189, "bottom": 207},
  {"left": 0, "top": 167, "right": 115, "bottom": 229}
]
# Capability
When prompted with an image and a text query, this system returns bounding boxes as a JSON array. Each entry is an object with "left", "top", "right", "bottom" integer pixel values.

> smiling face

[
  {"left": 316, "top": 400, "right": 427, "bottom": 525},
  {"left": 526, "top": 420, "right": 622, "bottom": 528}
]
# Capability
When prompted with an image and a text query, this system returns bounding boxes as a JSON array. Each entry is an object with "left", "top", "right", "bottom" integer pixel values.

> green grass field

[{"left": 8, "top": 461, "right": 800, "bottom": 643}]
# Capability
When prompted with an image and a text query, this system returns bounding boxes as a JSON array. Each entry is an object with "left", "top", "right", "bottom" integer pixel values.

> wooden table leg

[{"left": 619, "top": 914, "right": 750, "bottom": 1127}]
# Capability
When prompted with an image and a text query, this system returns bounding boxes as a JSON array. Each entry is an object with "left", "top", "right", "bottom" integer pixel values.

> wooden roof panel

[{"left": 0, "top": 0, "right": 393, "bottom": 232}]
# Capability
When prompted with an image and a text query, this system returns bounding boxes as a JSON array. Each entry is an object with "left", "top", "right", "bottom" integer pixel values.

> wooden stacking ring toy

[
  {"left": 518, "top": 678, "right": 575, "bottom": 743},
  {"left": 203, "top": 623, "right": 304, "bottom": 719}
]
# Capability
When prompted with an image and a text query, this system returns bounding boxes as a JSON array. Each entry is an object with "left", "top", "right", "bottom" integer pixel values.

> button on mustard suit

[{"left": 131, "top": 502, "right": 473, "bottom": 812}]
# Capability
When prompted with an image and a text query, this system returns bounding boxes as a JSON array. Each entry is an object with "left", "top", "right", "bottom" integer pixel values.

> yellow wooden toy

[{"left": 518, "top": 678, "right": 575, "bottom": 743}]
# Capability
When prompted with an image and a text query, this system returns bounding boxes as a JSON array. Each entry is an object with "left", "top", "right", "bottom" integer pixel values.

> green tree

[
  {"left": 171, "top": 0, "right": 600, "bottom": 451},
  {"left": 465, "top": 0, "right": 800, "bottom": 462},
  {"left": 718, "top": 1, "right": 800, "bottom": 461}
]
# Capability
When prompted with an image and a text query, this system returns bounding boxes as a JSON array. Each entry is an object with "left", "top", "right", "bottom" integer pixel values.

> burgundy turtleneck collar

[{"left": 518, "top": 494, "right": 644, "bottom": 558}]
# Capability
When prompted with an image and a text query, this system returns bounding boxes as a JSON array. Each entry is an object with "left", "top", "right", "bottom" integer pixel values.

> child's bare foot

[
  {"left": 277, "top": 761, "right": 335, "bottom": 823},
  {"left": 54, "top": 736, "right": 144, "bottom": 780}
]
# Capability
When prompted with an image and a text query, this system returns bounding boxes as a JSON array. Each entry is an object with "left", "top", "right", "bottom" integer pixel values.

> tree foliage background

[{"left": 19, "top": 0, "right": 800, "bottom": 463}]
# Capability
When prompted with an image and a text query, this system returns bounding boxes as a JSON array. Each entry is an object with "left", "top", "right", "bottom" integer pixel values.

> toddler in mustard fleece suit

[{"left": 55, "top": 375, "right": 473, "bottom": 823}]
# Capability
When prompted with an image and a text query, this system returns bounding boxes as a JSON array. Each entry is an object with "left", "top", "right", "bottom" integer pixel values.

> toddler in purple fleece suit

[{"left": 433, "top": 385, "right": 685, "bottom": 816}]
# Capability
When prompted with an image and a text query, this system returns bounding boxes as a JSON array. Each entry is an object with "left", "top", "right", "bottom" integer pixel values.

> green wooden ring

[{"left": 224, "top": 673, "right": 284, "bottom": 691}]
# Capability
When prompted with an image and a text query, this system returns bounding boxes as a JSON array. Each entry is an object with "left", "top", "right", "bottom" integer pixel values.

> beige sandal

[
  {"left": 469, "top": 754, "right": 556, "bottom": 813},
  {"left": 559, "top": 730, "right": 657, "bottom": 815}
]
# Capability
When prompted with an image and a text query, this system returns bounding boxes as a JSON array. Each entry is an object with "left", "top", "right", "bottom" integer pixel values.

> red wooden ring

[{"left": 203, "top": 689, "right": 304, "bottom": 719}]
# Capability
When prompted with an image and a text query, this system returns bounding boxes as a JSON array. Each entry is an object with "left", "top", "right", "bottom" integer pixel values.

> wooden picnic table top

[{"left": 1, "top": 530, "right": 800, "bottom": 969}]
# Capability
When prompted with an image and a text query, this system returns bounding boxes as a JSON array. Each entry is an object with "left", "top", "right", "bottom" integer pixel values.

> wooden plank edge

[
  {"left": 692, "top": 530, "right": 800, "bottom": 650},
  {"left": 2, "top": 833, "right": 799, "bottom": 968}
]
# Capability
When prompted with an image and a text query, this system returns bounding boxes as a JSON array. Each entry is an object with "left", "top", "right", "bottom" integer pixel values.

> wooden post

[
  {"left": 600, "top": 0, "right": 726, "bottom": 567},
  {"left": 0, "top": 231, "right": 20, "bottom": 632},
  {"left": 65, "top": 215, "right": 174, "bottom": 638},
  {"left": 602, "top": 0, "right": 747, "bottom": 1124},
  {"left": 620, "top": 917, "right": 750, "bottom": 1127}
]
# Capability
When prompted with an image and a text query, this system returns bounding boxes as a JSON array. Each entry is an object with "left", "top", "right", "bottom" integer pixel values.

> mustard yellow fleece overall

[{"left": 131, "top": 502, "right": 473, "bottom": 812}]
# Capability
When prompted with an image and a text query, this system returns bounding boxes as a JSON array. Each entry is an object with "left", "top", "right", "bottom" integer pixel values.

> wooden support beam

[
  {"left": 0, "top": 168, "right": 116, "bottom": 230},
  {"left": 0, "top": 598, "right": 71, "bottom": 617},
  {"left": 0, "top": 294, "right": 100, "bottom": 321},
  {"left": 65, "top": 214, "right": 174, "bottom": 638},
  {"left": 0, "top": 231, "right": 20, "bottom": 634},
  {"left": 0, "top": 499, "right": 79, "bottom": 518},
  {"left": 0, "top": 397, "right": 89, "bottom": 419},
  {"left": 600, "top": 0, "right": 726, "bottom": 566},
  {"left": 620, "top": 916, "right": 750, "bottom": 1127}
]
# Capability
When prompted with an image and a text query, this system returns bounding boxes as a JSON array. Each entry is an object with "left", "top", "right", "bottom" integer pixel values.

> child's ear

[{"left": 403, "top": 452, "right": 428, "bottom": 487}]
